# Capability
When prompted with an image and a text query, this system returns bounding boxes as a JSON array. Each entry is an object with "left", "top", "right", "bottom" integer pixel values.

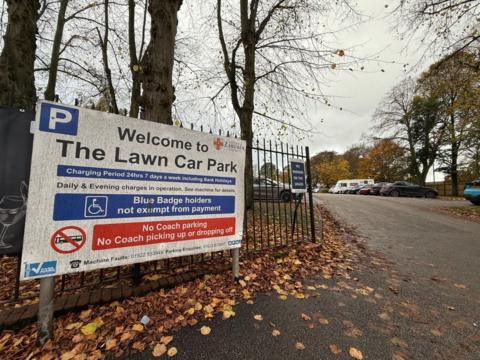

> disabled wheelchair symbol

[{"left": 84, "top": 196, "right": 108, "bottom": 218}]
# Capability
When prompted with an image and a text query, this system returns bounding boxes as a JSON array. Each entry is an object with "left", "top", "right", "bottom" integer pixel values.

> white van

[{"left": 331, "top": 179, "right": 374, "bottom": 194}]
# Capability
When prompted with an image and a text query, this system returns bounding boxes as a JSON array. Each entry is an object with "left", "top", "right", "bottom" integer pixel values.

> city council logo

[{"left": 213, "top": 138, "right": 224, "bottom": 150}]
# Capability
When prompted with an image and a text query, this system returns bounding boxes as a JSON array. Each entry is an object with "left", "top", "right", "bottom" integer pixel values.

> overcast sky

[
  {"left": 177, "top": 1, "right": 442, "bottom": 181},
  {"left": 305, "top": 1, "right": 428, "bottom": 156}
]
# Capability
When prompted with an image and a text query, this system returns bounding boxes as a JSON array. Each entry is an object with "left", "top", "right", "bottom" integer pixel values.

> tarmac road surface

[
  {"left": 315, "top": 194, "right": 480, "bottom": 294},
  {"left": 127, "top": 195, "right": 480, "bottom": 359}
]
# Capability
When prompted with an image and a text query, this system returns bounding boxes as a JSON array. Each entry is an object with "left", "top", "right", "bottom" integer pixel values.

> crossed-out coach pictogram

[{"left": 50, "top": 226, "right": 86, "bottom": 254}]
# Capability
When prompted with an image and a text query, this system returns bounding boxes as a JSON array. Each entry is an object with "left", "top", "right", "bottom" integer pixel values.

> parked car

[
  {"left": 380, "top": 181, "right": 438, "bottom": 198},
  {"left": 370, "top": 182, "right": 390, "bottom": 196},
  {"left": 356, "top": 184, "right": 374, "bottom": 194},
  {"left": 464, "top": 179, "right": 480, "bottom": 205},
  {"left": 358, "top": 184, "right": 373, "bottom": 195},
  {"left": 346, "top": 184, "right": 360, "bottom": 194},
  {"left": 253, "top": 177, "right": 292, "bottom": 202},
  {"left": 342, "top": 184, "right": 358, "bottom": 194},
  {"left": 348, "top": 184, "right": 367, "bottom": 194},
  {"left": 343, "top": 182, "right": 364, "bottom": 194}
]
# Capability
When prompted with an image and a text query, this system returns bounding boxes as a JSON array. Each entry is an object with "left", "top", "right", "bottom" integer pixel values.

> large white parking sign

[{"left": 21, "top": 101, "right": 246, "bottom": 280}]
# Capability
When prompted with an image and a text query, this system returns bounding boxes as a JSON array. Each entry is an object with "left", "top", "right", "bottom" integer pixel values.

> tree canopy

[{"left": 373, "top": 50, "right": 480, "bottom": 192}]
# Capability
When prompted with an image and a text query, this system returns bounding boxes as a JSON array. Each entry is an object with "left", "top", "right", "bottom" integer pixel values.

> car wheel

[
  {"left": 280, "top": 191, "right": 292, "bottom": 202},
  {"left": 425, "top": 191, "right": 437, "bottom": 199},
  {"left": 471, "top": 200, "right": 480, "bottom": 206},
  {"left": 390, "top": 190, "right": 400, "bottom": 197}
]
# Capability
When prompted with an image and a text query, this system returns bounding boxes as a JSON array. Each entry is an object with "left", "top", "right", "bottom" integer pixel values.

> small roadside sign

[{"left": 289, "top": 159, "right": 307, "bottom": 194}]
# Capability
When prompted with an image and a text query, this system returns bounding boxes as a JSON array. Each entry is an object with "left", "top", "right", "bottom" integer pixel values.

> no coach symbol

[{"left": 51, "top": 226, "right": 86, "bottom": 254}]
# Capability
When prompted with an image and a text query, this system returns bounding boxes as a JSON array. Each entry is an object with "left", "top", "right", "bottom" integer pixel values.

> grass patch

[{"left": 441, "top": 205, "right": 480, "bottom": 222}]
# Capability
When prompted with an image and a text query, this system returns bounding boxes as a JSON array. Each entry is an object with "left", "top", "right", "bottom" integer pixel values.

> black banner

[{"left": 0, "top": 108, "right": 33, "bottom": 255}]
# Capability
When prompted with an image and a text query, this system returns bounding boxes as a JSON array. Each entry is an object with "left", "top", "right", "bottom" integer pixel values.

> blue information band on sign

[
  {"left": 53, "top": 194, "right": 235, "bottom": 221},
  {"left": 57, "top": 165, "right": 236, "bottom": 185}
]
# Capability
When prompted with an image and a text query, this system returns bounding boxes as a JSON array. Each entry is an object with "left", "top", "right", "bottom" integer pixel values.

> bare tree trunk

[
  {"left": 128, "top": 0, "right": 146, "bottom": 118},
  {"left": 448, "top": 113, "right": 459, "bottom": 197},
  {"left": 128, "top": 0, "right": 140, "bottom": 118},
  {"left": 44, "top": 0, "right": 68, "bottom": 101},
  {"left": 238, "top": 0, "right": 256, "bottom": 209},
  {"left": 217, "top": 0, "right": 289, "bottom": 209},
  {"left": 97, "top": 0, "right": 119, "bottom": 114},
  {"left": 130, "top": 71, "right": 141, "bottom": 118},
  {"left": 406, "top": 127, "right": 421, "bottom": 183},
  {"left": 140, "top": 0, "right": 182, "bottom": 124},
  {"left": 240, "top": 109, "right": 254, "bottom": 208},
  {"left": 0, "top": 0, "right": 40, "bottom": 108},
  {"left": 451, "top": 145, "right": 459, "bottom": 196},
  {"left": 420, "top": 164, "right": 429, "bottom": 186},
  {"left": 418, "top": 134, "right": 429, "bottom": 186}
]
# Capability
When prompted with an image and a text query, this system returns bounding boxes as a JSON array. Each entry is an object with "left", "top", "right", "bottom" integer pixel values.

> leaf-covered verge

[
  {"left": 0, "top": 206, "right": 360, "bottom": 359},
  {"left": 438, "top": 206, "right": 480, "bottom": 223}
]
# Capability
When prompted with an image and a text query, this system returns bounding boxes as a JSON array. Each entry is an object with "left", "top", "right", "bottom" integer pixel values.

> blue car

[{"left": 464, "top": 179, "right": 480, "bottom": 205}]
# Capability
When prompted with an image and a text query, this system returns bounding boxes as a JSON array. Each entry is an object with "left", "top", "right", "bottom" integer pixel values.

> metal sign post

[
  {"left": 232, "top": 248, "right": 239, "bottom": 281},
  {"left": 289, "top": 159, "right": 308, "bottom": 239},
  {"left": 305, "top": 147, "right": 317, "bottom": 243},
  {"left": 291, "top": 193, "right": 303, "bottom": 238},
  {"left": 37, "top": 277, "right": 55, "bottom": 345}
]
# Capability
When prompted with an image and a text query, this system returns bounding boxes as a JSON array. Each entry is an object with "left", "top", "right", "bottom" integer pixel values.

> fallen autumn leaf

[
  {"left": 295, "top": 342, "right": 305, "bottom": 350},
  {"left": 301, "top": 313, "right": 311, "bottom": 321},
  {"left": 132, "top": 324, "right": 144, "bottom": 332},
  {"left": 152, "top": 343, "right": 167, "bottom": 357},
  {"left": 329, "top": 344, "right": 342, "bottom": 354},
  {"left": 160, "top": 336, "right": 173, "bottom": 345},
  {"left": 80, "top": 322, "right": 97, "bottom": 336},
  {"left": 390, "top": 337, "right": 408, "bottom": 348},
  {"left": 167, "top": 347, "right": 177, "bottom": 357},
  {"left": 105, "top": 339, "right": 116, "bottom": 351},
  {"left": 200, "top": 326, "right": 211, "bottom": 335},
  {"left": 349, "top": 347, "right": 363, "bottom": 359}
]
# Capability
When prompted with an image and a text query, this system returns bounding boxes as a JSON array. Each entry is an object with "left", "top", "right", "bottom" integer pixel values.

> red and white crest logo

[{"left": 213, "top": 137, "right": 224, "bottom": 150}]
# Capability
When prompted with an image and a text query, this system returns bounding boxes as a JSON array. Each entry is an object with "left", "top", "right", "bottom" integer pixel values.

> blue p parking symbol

[{"left": 39, "top": 102, "right": 79, "bottom": 135}]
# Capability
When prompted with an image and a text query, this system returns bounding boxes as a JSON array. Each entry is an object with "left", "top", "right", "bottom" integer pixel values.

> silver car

[{"left": 253, "top": 178, "right": 293, "bottom": 202}]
